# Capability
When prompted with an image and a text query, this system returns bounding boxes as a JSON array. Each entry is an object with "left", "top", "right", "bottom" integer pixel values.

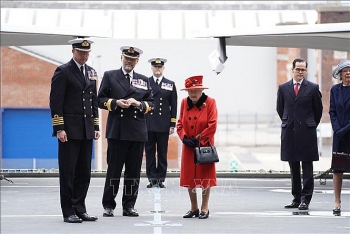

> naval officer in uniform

[
  {"left": 98, "top": 46, "right": 154, "bottom": 217},
  {"left": 145, "top": 58, "right": 178, "bottom": 188},
  {"left": 49, "top": 37, "right": 100, "bottom": 223}
]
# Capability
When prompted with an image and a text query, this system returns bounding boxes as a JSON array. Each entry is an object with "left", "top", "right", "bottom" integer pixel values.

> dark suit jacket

[
  {"left": 98, "top": 68, "right": 154, "bottom": 141},
  {"left": 276, "top": 79, "right": 323, "bottom": 161},
  {"left": 146, "top": 76, "right": 177, "bottom": 132},
  {"left": 49, "top": 59, "right": 99, "bottom": 139},
  {"left": 329, "top": 83, "right": 350, "bottom": 153}
]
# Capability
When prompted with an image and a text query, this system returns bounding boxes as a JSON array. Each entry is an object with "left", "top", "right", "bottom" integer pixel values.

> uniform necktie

[
  {"left": 126, "top": 73, "right": 130, "bottom": 86},
  {"left": 80, "top": 65, "right": 88, "bottom": 83},
  {"left": 294, "top": 82, "right": 299, "bottom": 96},
  {"left": 156, "top": 78, "right": 159, "bottom": 86}
]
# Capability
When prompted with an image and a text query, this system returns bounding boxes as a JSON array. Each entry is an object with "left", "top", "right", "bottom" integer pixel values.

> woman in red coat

[{"left": 176, "top": 75, "right": 218, "bottom": 219}]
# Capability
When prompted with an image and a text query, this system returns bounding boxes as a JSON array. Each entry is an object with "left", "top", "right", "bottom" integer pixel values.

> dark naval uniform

[
  {"left": 50, "top": 59, "right": 99, "bottom": 219},
  {"left": 98, "top": 68, "right": 154, "bottom": 212},
  {"left": 145, "top": 76, "right": 177, "bottom": 185}
]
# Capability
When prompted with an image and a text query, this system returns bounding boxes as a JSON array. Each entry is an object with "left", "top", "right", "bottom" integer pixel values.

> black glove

[
  {"left": 183, "top": 137, "right": 196, "bottom": 148},
  {"left": 336, "top": 124, "right": 350, "bottom": 139},
  {"left": 189, "top": 137, "right": 199, "bottom": 147}
]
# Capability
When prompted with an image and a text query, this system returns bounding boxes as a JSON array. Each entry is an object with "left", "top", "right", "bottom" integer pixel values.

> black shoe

[
  {"left": 78, "top": 213, "right": 98, "bottom": 221},
  {"left": 298, "top": 202, "right": 309, "bottom": 210},
  {"left": 158, "top": 182, "right": 166, "bottom": 188},
  {"left": 183, "top": 209, "right": 199, "bottom": 218},
  {"left": 284, "top": 202, "right": 300, "bottom": 208},
  {"left": 103, "top": 208, "right": 114, "bottom": 217},
  {"left": 199, "top": 210, "right": 210, "bottom": 219},
  {"left": 147, "top": 181, "right": 158, "bottom": 188},
  {"left": 63, "top": 214, "right": 83, "bottom": 223},
  {"left": 333, "top": 207, "right": 341, "bottom": 215},
  {"left": 123, "top": 208, "right": 139, "bottom": 217}
]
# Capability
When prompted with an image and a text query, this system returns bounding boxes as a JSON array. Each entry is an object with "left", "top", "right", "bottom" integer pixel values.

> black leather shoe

[
  {"left": 158, "top": 182, "right": 166, "bottom": 188},
  {"left": 284, "top": 202, "right": 300, "bottom": 208},
  {"left": 146, "top": 183, "right": 154, "bottom": 188},
  {"left": 103, "top": 208, "right": 114, "bottom": 217},
  {"left": 63, "top": 215, "right": 83, "bottom": 223},
  {"left": 183, "top": 209, "right": 199, "bottom": 218},
  {"left": 78, "top": 213, "right": 98, "bottom": 221},
  {"left": 333, "top": 207, "right": 341, "bottom": 215},
  {"left": 199, "top": 210, "right": 210, "bottom": 219},
  {"left": 298, "top": 202, "right": 309, "bottom": 210},
  {"left": 123, "top": 208, "right": 139, "bottom": 217}
]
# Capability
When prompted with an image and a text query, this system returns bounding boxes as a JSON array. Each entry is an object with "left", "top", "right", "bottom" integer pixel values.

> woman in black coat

[{"left": 329, "top": 59, "right": 350, "bottom": 215}]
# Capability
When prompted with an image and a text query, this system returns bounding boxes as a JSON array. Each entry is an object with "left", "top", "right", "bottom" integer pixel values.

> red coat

[{"left": 176, "top": 95, "right": 218, "bottom": 188}]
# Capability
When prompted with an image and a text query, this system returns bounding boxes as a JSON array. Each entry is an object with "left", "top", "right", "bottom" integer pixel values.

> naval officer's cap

[
  {"left": 68, "top": 37, "right": 94, "bottom": 52},
  {"left": 148, "top": 58, "right": 167, "bottom": 67},
  {"left": 120, "top": 46, "right": 143, "bottom": 59}
]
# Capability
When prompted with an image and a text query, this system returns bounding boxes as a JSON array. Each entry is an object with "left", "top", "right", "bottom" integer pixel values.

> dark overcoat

[
  {"left": 329, "top": 83, "right": 350, "bottom": 153},
  {"left": 97, "top": 68, "right": 154, "bottom": 141},
  {"left": 50, "top": 59, "right": 99, "bottom": 139},
  {"left": 146, "top": 76, "right": 177, "bottom": 132},
  {"left": 276, "top": 79, "right": 323, "bottom": 161}
]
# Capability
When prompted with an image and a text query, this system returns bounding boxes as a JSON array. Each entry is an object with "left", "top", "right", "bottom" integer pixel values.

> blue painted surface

[{"left": 2, "top": 108, "right": 95, "bottom": 169}]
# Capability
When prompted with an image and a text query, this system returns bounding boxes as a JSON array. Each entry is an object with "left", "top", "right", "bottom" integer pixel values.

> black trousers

[
  {"left": 58, "top": 139, "right": 93, "bottom": 218},
  {"left": 102, "top": 139, "right": 144, "bottom": 210},
  {"left": 288, "top": 161, "right": 314, "bottom": 204},
  {"left": 145, "top": 131, "right": 169, "bottom": 183}
]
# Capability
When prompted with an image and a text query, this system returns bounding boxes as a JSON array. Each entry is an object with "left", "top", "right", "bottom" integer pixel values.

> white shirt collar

[{"left": 153, "top": 75, "right": 163, "bottom": 83}]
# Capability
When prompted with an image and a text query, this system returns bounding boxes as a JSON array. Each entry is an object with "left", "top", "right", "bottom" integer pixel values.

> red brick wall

[
  {"left": 317, "top": 7, "right": 350, "bottom": 122},
  {"left": 1, "top": 47, "right": 58, "bottom": 108}
]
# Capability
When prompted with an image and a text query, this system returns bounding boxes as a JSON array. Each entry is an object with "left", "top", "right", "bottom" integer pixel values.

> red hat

[{"left": 181, "top": 75, "right": 209, "bottom": 91}]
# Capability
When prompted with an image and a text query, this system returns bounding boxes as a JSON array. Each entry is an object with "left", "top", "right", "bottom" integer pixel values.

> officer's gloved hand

[
  {"left": 336, "top": 124, "right": 350, "bottom": 140},
  {"left": 190, "top": 137, "right": 199, "bottom": 147},
  {"left": 183, "top": 137, "right": 196, "bottom": 148}
]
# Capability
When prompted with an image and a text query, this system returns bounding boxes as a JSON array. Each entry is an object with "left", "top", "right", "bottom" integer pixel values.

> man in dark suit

[
  {"left": 276, "top": 58, "right": 323, "bottom": 210},
  {"left": 98, "top": 46, "right": 154, "bottom": 217},
  {"left": 50, "top": 38, "right": 100, "bottom": 223},
  {"left": 145, "top": 58, "right": 177, "bottom": 188}
]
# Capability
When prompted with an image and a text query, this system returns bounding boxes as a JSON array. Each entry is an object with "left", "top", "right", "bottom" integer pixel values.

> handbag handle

[
  {"left": 197, "top": 133, "right": 213, "bottom": 149},
  {"left": 334, "top": 138, "right": 350, "bottom": 156}
]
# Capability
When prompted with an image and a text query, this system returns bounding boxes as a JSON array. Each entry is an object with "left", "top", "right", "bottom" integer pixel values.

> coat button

[
  {"left": 83, "top": 99, "right": 85, "bottom": 101},
  {"left": 188, "top": 117, "right": 191, "bottom": 120},
  {"left": 194, "top": 117, "right": 197, "bottom": 120},
  {"left": 159, "top": 113, "right": 162, "bottom": 115},
  {"left": 191, "top": 125, "right": 194, "bottom": 129},
  {"left": 134, "top": 116, "right": 137, "bottom": 118},
  {"left": 160, "top": 103, "right": 162, "bottom": 106},
  {"left": 121, "top": 114, "right": 123, "bottom": 117},
  {"left": 91, "top": 115, "right": 93, "bottom": 117},
  {"left": 84, "top": 115, "right": 86, "bottom": 117},
  {"left": 160, "top": 98, "right": 163, "bottom": 100}
]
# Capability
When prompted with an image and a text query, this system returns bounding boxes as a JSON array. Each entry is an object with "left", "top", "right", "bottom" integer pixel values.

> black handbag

[
  {"left": 331, "top": 151, "right": 350, "bottom": 172},
  {"left": 194, "top": 134, "right": 219, "bottom": 164},
  {"left": 331, "top": 139, "right": 350, "bottom": 172}
]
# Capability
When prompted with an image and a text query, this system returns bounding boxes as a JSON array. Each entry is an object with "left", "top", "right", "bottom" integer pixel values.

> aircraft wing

[
  {"left": 194, "top": 22, "right": 350, "bottom": 52},
  {"left": 0, "top": 25, "right": 111, "bottom": 46}
]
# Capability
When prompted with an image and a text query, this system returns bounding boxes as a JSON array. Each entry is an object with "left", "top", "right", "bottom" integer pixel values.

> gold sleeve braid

[
  {"left": 94, "top": 118, "right": 99, "bottom": 125},
  {"left": 144, "top": 101, "right": 152, "bottom": 114},
  {"left": 52, "top": 114, "right": 64, "bottom": 126},
  {"left": 171, "top": 118, "right": 176, "bottom": 123},
  {"left": 104, "top": 99, "right": 113, "bottom": 111}
]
